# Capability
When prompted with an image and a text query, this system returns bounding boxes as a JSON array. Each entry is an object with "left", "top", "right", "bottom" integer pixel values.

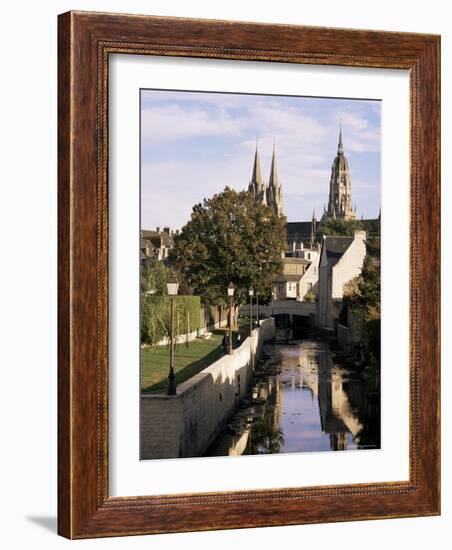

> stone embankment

[{"left": 140, "top": 318, "right": 275, "bottom": 459}]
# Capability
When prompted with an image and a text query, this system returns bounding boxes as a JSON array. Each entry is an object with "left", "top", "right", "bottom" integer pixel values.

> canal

[{"left": 205, "top": 333, "right": 380, "bottom": 456}]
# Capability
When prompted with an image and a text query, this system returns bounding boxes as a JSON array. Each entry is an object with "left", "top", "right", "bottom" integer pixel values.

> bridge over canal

[{"left": 240, "top": 300, "right": 316, "bottom": 327}]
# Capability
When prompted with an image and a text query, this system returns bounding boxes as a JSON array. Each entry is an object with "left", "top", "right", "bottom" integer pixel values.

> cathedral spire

[
  {"left": 266, "top": 143, "right": 284, "bottom": 217},
  {"left": 268, "top": 143, "right": 280, "bottom": 188},
  {"left": 248, "top": 138, "right": 266, "bottom": 205},
  {"left": 251, "top": 138, "right": 263, "bottom": 186},
  {"left": 310, "top": 209, "right": 317, "bottom": 249},
  {"left": 324, "top": 123, "right": 355, "bottom": 221},
  {"left": 338, "top": 123, "right": 344, "bottom": 155}
]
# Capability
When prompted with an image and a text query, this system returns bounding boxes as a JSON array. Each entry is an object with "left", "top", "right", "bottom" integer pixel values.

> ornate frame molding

[{"left": 58, "top": 11, "right": 440, "bottom": 538}]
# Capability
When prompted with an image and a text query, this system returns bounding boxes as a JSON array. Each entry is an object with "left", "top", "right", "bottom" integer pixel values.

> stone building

[
  {"left": 141, "top": 227, "right": 175, "bottom": 261},
  {"left": 248, "top": 142, "right": 284, "bottom": 217},
  {"left": 248, "top": 141, "right": 267, "bottom": 206},
  {"left": 272, "top": 254, "right": 320, "bottom": 301},
  {"left": 266, "top": 146, "right": 284, "bottom": 218},
  {"left": 323, "top": 128, "right": 356, "bottom": 221},
  {"left": 316, "top": 230, "right": 367, "bottom": 330}
]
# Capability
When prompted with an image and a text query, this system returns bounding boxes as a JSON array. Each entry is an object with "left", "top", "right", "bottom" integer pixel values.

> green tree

[
  {"left": 316, "top": 217, "right": 365, "bottom": 240},
  {"left": 341, "top": 237, "right": 381, "bottom": 362},
  {"left": 141, "top": 257, "right": 170, "bottom": 295},
  {"left": 169, "top": 187, "right": 286, "bottom": 307}
]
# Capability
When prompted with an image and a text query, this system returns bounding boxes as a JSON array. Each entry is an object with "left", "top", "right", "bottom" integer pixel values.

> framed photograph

[{"left": 58, "top": 11, "right": 440, "bottom": 538}]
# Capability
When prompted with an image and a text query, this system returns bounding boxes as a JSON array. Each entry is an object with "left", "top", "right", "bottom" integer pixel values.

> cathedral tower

[
  {"left": 248, "top": 141, "right": 267, "bottom": 205},
  {"left": 325, "top": 128, "right": 356, "bottom": 220},
  {"left": 266, "top": 145, "right": 284, "bottom": 217}
]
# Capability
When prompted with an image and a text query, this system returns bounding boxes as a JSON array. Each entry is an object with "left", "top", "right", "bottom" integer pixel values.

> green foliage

[
  {"left": 141, "top": 295, "right": 201, "bottom": 346},
  {"left": 303, "top": 290, "right": 316, "bottom": 302},
  {"left": 316, "top": 217, "right": 365, "bottom": 239},
  {"left": 141, "top": 258, "right": 171, "bottom": 295},
  {"left": 341, "top": 237, "right": 381, "bottom": 362},
  {"left": 169, "top": 187, "right": 286, "bottom": 307}
]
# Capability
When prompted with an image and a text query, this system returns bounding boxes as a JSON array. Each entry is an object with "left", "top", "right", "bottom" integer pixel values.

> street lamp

[
  {"left": 167, "top": 274, "right": 179, "bottom": 395},
  {"left": 248, "top": 288, "right": 254, "bottom": 336},
  {"left": 227, "top": 282, "right": 235, "bottom": 355}
]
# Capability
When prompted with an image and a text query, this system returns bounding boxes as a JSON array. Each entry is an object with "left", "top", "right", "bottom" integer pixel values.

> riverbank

[
  {"left": 141, "top": 331, "right": 224, "bottom": 392},
  {"left": 140, "top": 318, "right": 275, "bottom": 459},
  {"left": 206, "top": 337, "right": 380, "bottom": 456}
]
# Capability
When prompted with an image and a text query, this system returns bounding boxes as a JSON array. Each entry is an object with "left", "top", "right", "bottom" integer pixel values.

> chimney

[
  {"left": 156, "top": 227, "right": 160, "bottom": 233},
  {"left": 163, "top": 227, "right": 170, "bottom": 234}
]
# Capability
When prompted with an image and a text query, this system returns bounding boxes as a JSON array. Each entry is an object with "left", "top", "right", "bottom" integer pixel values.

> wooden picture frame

[{"left": 58, "top": 11, "right": 440, "bottom": 539}]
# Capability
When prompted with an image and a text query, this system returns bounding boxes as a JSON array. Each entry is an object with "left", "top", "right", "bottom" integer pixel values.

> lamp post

[
  {"left": 248, "top": 288, "right": 254, "bottom": 336},
  {"left": 227, "top": 282, "right": 235, "bottom": 355},
  {"left": 166, "top": 274, "right": 179, "bottom": 396}
]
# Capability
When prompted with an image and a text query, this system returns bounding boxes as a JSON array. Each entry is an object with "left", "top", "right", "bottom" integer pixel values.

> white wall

[
  {"left": 0, "top": 1, "right": 450, "bottom": 549},
  {"left": 332, "top": 231, "right": 366, "bottom": 298}
]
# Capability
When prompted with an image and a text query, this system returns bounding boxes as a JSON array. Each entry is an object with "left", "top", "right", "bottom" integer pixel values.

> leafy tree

[
  {"left": 141, "top": 257, "right": 170, "bottom": 295},
  {"left": 340, "top": 237, "right": 381, "bottom": 362},
  {"left": 141, "top": 257, "right": 191, "bottom": 296},
  {"left": 169, "top": 187, "right": 286, "bottom": 307},
  {"left": 316, "top": 217, "right": 365, "bottom": 240}
]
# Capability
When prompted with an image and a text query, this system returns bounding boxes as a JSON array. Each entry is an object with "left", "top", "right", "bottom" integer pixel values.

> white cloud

[
  {"left": 141, "top": 93, "right": 381, "bottom": 227},
  {"left": 141, "top": 104, "right": 246, "bottom": 141}
]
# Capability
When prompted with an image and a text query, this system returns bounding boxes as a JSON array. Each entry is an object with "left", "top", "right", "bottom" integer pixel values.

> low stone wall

[
  {"left": 150, "top": 319, "right": 227, "bottom": 347},
  {"left": 140, "top": 317, "right": 275, "bottom": 459}
]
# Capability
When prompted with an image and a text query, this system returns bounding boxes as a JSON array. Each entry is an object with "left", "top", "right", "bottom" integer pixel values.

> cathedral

[
  {"left": 324, "top": 128, "right": 356, "bottom": 221},
  {"left": 248, "top": 142, "right": 285, "bottom": 218},
  {"left": 247, "top": 128, "right": 377, "bottom": 250}
]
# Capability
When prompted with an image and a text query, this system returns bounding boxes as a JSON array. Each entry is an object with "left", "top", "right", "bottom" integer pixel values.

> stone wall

[
  {"left": 140, "top": 318, "right": 275, "bottom": 459},
  {"left": 337, "top": 308, "right": 365, "bottom": 349}
]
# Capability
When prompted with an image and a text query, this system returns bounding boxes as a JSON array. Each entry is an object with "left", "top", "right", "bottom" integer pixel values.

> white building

[
  {"left": 316, "top": 230, "right": 366, "bottom": 330},
  {"left": 141, "top": 227, "right": 175, "bottom": 261},
  {"left": 272, "top": 251, "right": 320, "bottom": 301},
  {"left": 299, "top": 249, "right": 320, "bottom": 299}
]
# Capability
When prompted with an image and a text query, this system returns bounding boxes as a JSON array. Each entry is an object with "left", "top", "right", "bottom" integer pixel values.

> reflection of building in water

[
  {"left": 245, "top": 374, "right": 285, "bottom": 454},
  {"left": 254, "top": 376, "right": 283, "bottom": 435},
  {"left": 207, "top": 340, "right": 378, "bottom": 457},
  {"left": 297, "top": 343, "right": 363, "bottom": 450}
]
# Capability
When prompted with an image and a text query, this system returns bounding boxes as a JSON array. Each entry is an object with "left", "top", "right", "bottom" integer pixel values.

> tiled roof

[
  {"left": 141, "top": 229, "right": 159, "bottom": 239},
  {"left": 323, "top": 236, "right": 354, "bottom": 268},
  {"left": 141, "top": 229, "right": 174, "bottom": 248},
  {"left": 274, "top": 274, "right": 302, "bottom": 283},
  {"left": 286, "top": 221, "right": 312, "bottom": 239}
]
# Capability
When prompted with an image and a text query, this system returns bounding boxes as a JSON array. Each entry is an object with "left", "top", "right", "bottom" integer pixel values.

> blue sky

[{"left": 141, "top": 89, "right": 380, "bottom": 231}]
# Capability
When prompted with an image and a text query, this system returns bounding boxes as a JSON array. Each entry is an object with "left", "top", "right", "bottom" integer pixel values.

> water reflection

[{"left": 206, "top": 338, "right": 380, "bottom": 456}]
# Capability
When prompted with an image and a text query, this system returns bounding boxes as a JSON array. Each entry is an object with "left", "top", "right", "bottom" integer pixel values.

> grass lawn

[{"left": 141, "top": 330, "right": 225, "bottom": 393}]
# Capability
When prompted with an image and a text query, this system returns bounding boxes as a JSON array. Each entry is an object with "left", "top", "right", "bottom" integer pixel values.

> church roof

[{"left": 286, "top": 221, "right": 313, "bottom": 239}]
